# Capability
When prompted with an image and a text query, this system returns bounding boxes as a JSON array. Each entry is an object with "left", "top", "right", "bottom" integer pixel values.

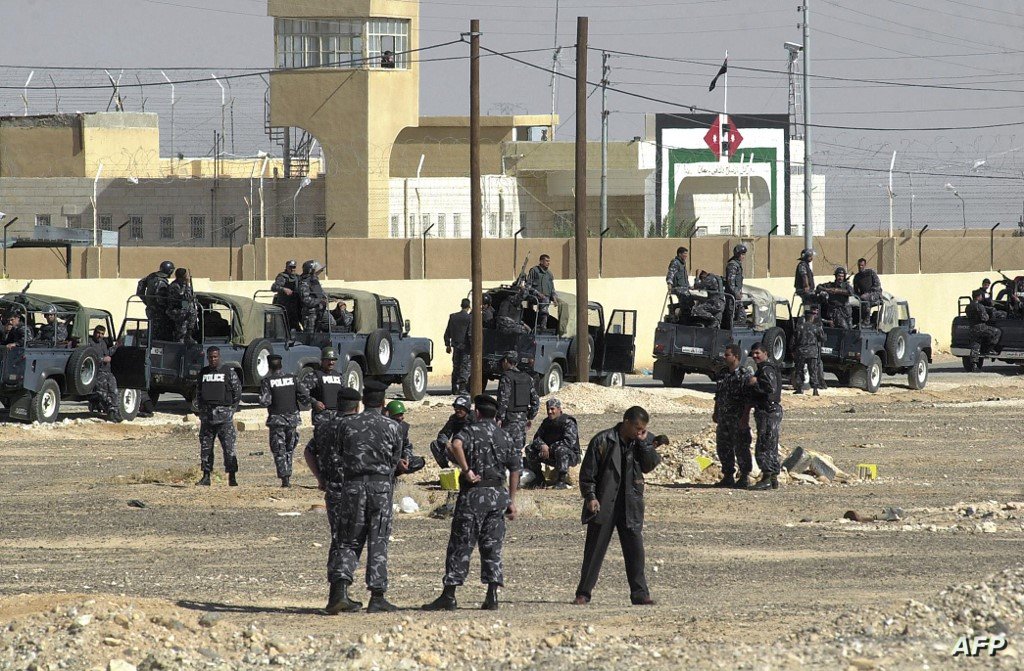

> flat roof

[{"left": 418, "top": 114, "right": 558, "bottom": 128}]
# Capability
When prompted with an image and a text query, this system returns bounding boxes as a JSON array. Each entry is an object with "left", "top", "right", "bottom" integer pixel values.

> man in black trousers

[
  {"left": 444, "top": 299, "right": 472, "bottom": 395},
  {"left": 573, "top": 406, "right": 667, "bottom": 606}
]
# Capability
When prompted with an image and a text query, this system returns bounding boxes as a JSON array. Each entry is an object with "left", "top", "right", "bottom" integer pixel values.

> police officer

[
  {"left": 385, "top": 400, "right": 426, "bottom": 475},
  {"left": 422, "top": 394, "right": 521, "bottom": 612},
  {"left": 725, "top": 244, "right": 747, "bottom": 325},
  {"left": 87, "top": 324, "right": 123, "bottom": 423},
  {"left": 166, "top": 268, "right": 198, "bottom": 343},
  {"left": 309, "top": 348, "right": 344, "bottom": 427},
  {"left": 818, "top": 266, "right": 854, "bottom": 329},
  {"left": 429, "top": 395, "right": 475, "bottom": 468},
  {"left": 481, "top": 295, "right": 495, "bottom": 328},
  {"left": 746, "top": 343, "right": 783, "bottom": 491},
  {"left": 527, "top": 254, "right": 558, "bottom": 330},
  {"left": 665, "top": 246, "right": 690, "bottom": 299},
  {"left": 794, "top": 248, "right": 816, "bottom": 305},
  {"left": 329, "top": 381, "right": 404, "bottom": 613},
  {"left": 790, "top": 305, "right": 824, "bottom": 395},
  {"left": 196, "top": 346, "right": 242, "bottom": 487},
  {"left": 495, "top": 283, "right": 532, "bottom": 334},
  {"left": 38, "top": 305, "right": 68, "bottom": 344},
  {"left": 524, "top": 398, "right": 580, "bottom": 490},
  {"left": 853, "top": 258, "right": 883, "bottom": 324},
  {"left": 298, "top": 260, "right": 327, "bottom": 333},
  {"left": 259, "top": 353, "right": 310, "bottom": 487},
  {"left": 690, "top": 270, "right": 726, "bottom": 329},
  {"left": 966, "top": 288, "right": 1001, "bottom": 372},
  {"left": 138, "top": 260, "right": 174, "bottom": 340},
  {"left": 712, "top": 344, "right": 753, "bottom": 489},
  {"left": 303, "top": 386, "right": 363, "bottom": 614},
  {"left": 3, "top": 310, "right": 29, "bottom": 349},
  {"left": 330, "top": 300, "right": 354, "bottom": 332},
  {"left": 496, "top": 351, "right": 539, "bottom": 453},
  {"left": 444, "top": 299, "right": 472, "bottom": 395},
  {"left": 271, "top": 260, "right": 301, "bottom": 330}
]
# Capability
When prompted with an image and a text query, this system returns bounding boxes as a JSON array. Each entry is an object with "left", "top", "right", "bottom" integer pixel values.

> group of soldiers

[
  {"left": 963, "top": 277, "right": 1014, "bottom": 372},
  {"left": 270, "top": 259, "right": 353, "bottom": 334},
  {"left": 137, "top": 260, "right": 198, "bottom": 343}
]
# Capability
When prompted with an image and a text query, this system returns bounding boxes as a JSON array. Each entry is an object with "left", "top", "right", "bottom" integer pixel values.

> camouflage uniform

[
  {"left": 139, "top": 271, "right": 172, "bottom": 340},
  {"left": 496, "top": 368, "right": 539, "bottom": 452},
  {"left": 39, "top": 320, "right": 68, "bottom": 344},
  {"left": 665, "top": 256, "right": 690, "bottom": 298},
  {"left": 525, "top": 413, "right": 581, "bottom": 474},
  {"left": 298, "top": 272, "right": 327, "bottom": 333},
  {"left": 713, "top": 367, "right": 753, "bottom": 479},
  {"left": 197, "top": 365, "right": 242, "bottom": 473},
  {"left": 443, "top": 420, "right": 522, "bottom": 587},
  {"left": 750, "top": 360, "right": 783, "bottom": 476},
  {"left": 790, "top": 316, "right": 824, "bottom": 392},
  {"left": 271, "top": 270, "right": 301, "bottom": 330},
  {"left": 309, "top": 368, "right": 345, "bottom": 428},
  {"left": 88, "top": 335, "right": 121, "bottom": 419},
  {"left": 794, "top": 260, "right": 817, "bottom": 304},
  {"left": 691, "top": 273, "right": 726, "bottom": 328},
  {"left": 818, "top": 279, "right": 854, "bottom": 329},
  {"left": 725, "top": 257, "right": 745, "bottom": 324},
  {"left": 333, "top": 410, "right": 403, "bottom": 593},
  {"left": 307, "top": 415, "right": 350, "bottom": 583},
  {"left": 259, "top": 369, "right": 311, "bottom": 479},
  {"left": 966, "top": 299, "right": 1001, "bottom": 366},
  {"left": 430, "top": 411, "right": 475, "bottom": 468},
  {"left": 166, "top": 278, "right": 198, "bottom": 343}
]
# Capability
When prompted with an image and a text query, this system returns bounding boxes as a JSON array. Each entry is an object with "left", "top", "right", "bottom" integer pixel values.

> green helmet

[
  {"left": 321, "top": 347, "right": 338, "bottom": 360},
  {"left": 386, "top": 400, "right": 406, "bottom": 416}
]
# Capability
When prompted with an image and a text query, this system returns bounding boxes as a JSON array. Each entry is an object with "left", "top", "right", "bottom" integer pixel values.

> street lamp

[
  {"left": 292, "top": 176, "right": 312, "bottom": 238},
  {"left": 945, "top": 183, "right": 966, "bottom": 230}
]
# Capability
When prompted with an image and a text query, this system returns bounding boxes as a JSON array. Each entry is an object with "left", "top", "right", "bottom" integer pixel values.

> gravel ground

[{"left": 3, "top": 365, "right": 1024, "bottom": 670}]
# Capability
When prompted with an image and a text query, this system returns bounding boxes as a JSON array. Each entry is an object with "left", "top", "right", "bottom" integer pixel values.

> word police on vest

[{"left": 270, "top": 378, "right": 295, "bottom": 388}]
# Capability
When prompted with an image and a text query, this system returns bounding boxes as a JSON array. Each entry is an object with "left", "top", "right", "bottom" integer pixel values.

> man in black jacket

[
  {"left": 853, "top": 258, "right": 883, "bottom": 325},
  {"left": 444, "top": 298, "right": 472, "bottom": 394},
  {"left": 271, "top": 260, "right": 300, "bottom": 330},
  {"left": 747, "top": 343, "right": 783, "bottom": 491},
  {"left": 966, "top": 288, "right": 1001, "bottom": 372},
  {"left": 573, "top": 406, "right": 666, "bottom": 606}
]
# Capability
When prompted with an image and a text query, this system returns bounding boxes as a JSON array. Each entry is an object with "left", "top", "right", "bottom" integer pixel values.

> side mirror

[{"left": 403, "top": 319, "right": 411, "bottom": 335}]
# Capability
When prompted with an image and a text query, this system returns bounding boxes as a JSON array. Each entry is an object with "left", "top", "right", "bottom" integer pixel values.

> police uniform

[
  {"left": 39, "top": 316, "right": 68, "bottom": 344},
  {"left": 665, "top": 256, "right": 690, "bottom": 298},
  {"left": 794, "top": 256, "right": 816, "bottom": 304},
  {"left": 197, "top": 363, "right": 242, "bottom": 476},
  {"left": 750, "top": 357, "right": 783, "bottom": 487},
  {"left": 713, "top": 366, "right": 753, "bottom": 485},
  {"left": 259, "top": 357, "right": 311, "bottom": 484},
  {"left": 725, "top": 253, "right": 745, "bottom": 324},
  {"left": 525, "top": 401, "right": 581, "bottom": 486},
  {"left": 310, "top": 364, "right": 345, "bottom": 427},
  {"left": 271, "top": 264, "right": 301, "bottom": 330},
  {"left": 818, "top": 275, "right": 854, "bottom": 329},
  {"left": 429, "top": 396, "right": 475, "bottom": 468},
  {"left": 166, "top": 278, "right": 198, "bottom": 343},
  {"left": 691, "top": 273, "right": 726, "bottom": 328},
  {"left": 496, "top": 354, "right": 539, "bottom": 451},
  {"left": 443, "top": 397, "right": 521, "bottom": 590},
  {"left": 966, "top": 298, "right": 1001, "bottom": 370},
  {"left": 88, "top": 334, "right": 122, "bottom": 421},
  {"left": 526, "top": 264, "right": 557, "bottom": 330},
  {"left": 790, "top": 313, "right": 824, "bottom": 393},
  {"left": 138, "top": 266, "right": 173, "bottom": 340},
  {"left": 298, "top": 261, "right": 327, "bottom": 333},
  {"left": 444, "top": 308, "right": 472, "bottom": 395}
]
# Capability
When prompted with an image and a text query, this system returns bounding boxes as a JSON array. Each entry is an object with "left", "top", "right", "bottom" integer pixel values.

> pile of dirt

[
  {"left": 541, "top": 383, "right": 707, "bottom": 416},
  {"left": 836, "top": 500, "right": 1024, "bottom": 535}
]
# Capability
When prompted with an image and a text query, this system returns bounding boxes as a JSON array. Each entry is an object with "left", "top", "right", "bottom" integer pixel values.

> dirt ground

[{"left": 3, "top": 363, "right": 1024, "bottom": 670}]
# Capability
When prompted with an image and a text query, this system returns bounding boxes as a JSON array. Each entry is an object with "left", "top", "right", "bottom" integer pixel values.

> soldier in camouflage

[
  {"left": 87, "top": 325, "right": 123, "bottom": 423},
  {"left": 138, "top": 260, "right": 174, "bottom": 341},
  {"left": 165, "top": 268, "right": 198, "bottom": 343},
  {"left": 690, "top": 271, "right": 727, "bottom": 328},
  {"left": 725, "top": 244, "right": 747, "bottom": 326},
  {"left": 966, "top": 288, "right": 1001, "bottom": 372},
  {"left": 422, "top": 394, "right": 521, "bottom": 611},
  {"left": 385, "top": 399, "right": 426, "bottom": 475},
  {"left": 298, "top": 260, "right": 328, "bottom": 333},
  {"left": 817, "top": 266, "right": 855, "bottom": 329},
  {"left": 429, "top": 395, "right": 475, "bottom": 468},
  {"left": 259, "top": 353, "right": 311, "bottom": 487},
  {"left": 196, "top": 346, "right": 242, "bottom": 487},
  {"left": 746, "top": 343, "right": 783, "bottom": 491},
  {"left": 304, "top": 386, "right": 364, "bottom": 614},
  {"left": 523, "top": 398, "right": 580, "bottom": 490},
  {"left": 712, "top": 344, "right": 753, "bottom": 489},
  {"left": 309, "top": 348, "right": 344, "bottom": 427},
  {"left": 39, "top": 306, "right": 68, "bottom": 344},
  {"left": 790, "top": 305, "right": 824, "bottom": 395},
  {"left": 496, "top": 351, "right": 539, "bottom": 453}
]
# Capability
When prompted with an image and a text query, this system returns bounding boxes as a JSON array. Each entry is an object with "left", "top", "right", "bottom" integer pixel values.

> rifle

[
  {"left": 19, "top": 280, "right": 32, "bottom": 294},
  {"left": 514, "top": 252, "right": 531, "bottom": 285}
]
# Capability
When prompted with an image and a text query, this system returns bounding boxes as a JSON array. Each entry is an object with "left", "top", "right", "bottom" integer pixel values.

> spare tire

[
  {"left": 366, "top": 329, "right": 394, "bottom": 375},
  {"left": 760, "top": 327, "right": 787, "bottom": 365},
  {"left": 884, "top": 327, "right": 909, "bottom": 365},
  {"left": 66, "top": 347, "right": 99, "bottom": 396},
  {"left": 242, "top": 339, "right": 273, "bottom": 386}
]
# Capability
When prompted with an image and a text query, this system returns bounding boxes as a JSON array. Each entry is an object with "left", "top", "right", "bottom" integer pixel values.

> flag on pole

[{"left": 708, "top": 57, "right": 728, "bottom": 92}]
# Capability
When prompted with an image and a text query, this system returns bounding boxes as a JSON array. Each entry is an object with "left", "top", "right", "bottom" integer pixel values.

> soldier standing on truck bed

[
  {"left": 725, "top": 244, "right": 747, "bottom": 325},
  {"left": 271, "top": 260, "right": 301, "bottom": 330},
  {"left": 527, "top": 254, "right": 558, "bottom": 331},
  {"left": 259, "top": 353, "right": 311, "bottom": 488},
  {"left": 298, "top": 260, "right": 328, "bottom": 333},
  {"left": 853, "top": 258, "right": 883, "bottom": 325},
  {"left": 166, "top": 268, "right": 198, "bottom": 343},
  {"left": 138, "top": 261, "right": 174, "bottom": 341},
  {"left": 496, "top": 351, "right": 539, "bottom": 453},
  {"left": 665, "top": 247, "right": 691, "bottom": 319},
  {"left": 196, "top": 346, "right": 242, "bottom": 487},
  {"left": 794, "top": 249, "right": 816, "bottom": 306},
  {"left": 965, "top": 288, "right": 1001, "bottom": 372}
]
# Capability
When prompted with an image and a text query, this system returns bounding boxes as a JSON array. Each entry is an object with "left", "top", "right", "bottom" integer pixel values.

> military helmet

[
  {"left": 320, "top": 347, "right": 338, "bottom": 361},
  {"left": 285, "top": 259, "right": 297, "bottom": 269},
  {"left": 800, "top": 248, "right": 815, "bottom": 261},
  {"left": 42, "top": 305, "right": 57, "bottom": 316},
  {"left": 834, "top": 265, "right": 848, "bottom": 276},
  {"left": 453, "top": 395, "right": 472, "bottom": 411},
  {"left": 733, "top": 244, "right": 748, "bottom": 255},
  {"left": 159, "top": 260, "right": 175, "bottom": 274},
  {"left": 386, "top": 400, "right": 406, "bottom": 416},
  {"left": 302, "top": 259, "right": 320, "bottom": 274}
]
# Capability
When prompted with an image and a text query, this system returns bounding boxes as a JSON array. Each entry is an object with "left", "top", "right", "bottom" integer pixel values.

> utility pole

[
  {"left": 469, "top": 19, "right": 484, "bottom": 397},
  {"left": 574, "top": 17, "right": 590, "bottom": 381},
  {"left": 600, "top": 52, "right": 609, "bottom": 240},
  {"left": 801, "top": 0, "right": 813, "bottom": 252},
  {"left": 549, "top": 0, "right": 561, "bottom": 141}
]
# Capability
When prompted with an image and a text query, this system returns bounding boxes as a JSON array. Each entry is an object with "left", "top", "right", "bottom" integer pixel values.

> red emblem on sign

[
  {"left": 704, "top": 117, "right": 722, "bottom": 158},
  {"left": 704, "top": 116, "right": 744, "bottom": 158}
]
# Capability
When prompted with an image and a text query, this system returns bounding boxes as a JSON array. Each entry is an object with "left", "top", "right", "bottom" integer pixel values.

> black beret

[
  {"left": 363, "top": 380, "right": 388, "bottom": 392},
  {"left": 339, "top": 387, "right": 362, "bottom": 402},
  {"left": 362, "top": 380, "right": 388, "bottom": 404},
  {"left": 474, "top": 394, "right": 498, "bottom": 409}
]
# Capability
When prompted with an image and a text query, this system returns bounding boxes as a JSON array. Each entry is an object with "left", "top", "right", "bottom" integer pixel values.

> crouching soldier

[
  {"left": 259, "top": 353, "right": 311, "bottom": 487},
  {"left": 429, "top": 395, "right": 475, "bottom": 468},
  {"left": 385, "top": 400, "right": 426, "bottom": 475},
  {"left": 523, "top": 398, "right": 580, "bottom": 489}
]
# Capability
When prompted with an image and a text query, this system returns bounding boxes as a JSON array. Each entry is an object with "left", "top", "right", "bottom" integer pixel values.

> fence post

[
  {"left": 845, "top": 224, "right": 855, "bottom": 269},
  {"left": 766, "top": 224, "right": 778, "bottom": 277},
  {"left": 598, "top": 226, "right": 610, "bottom": 278},
  {"left": 918, "top": 225, "right": 929, "bottom": 273},
  {"left": 990, "top": 222, "right": 1001, "bottom": 271}
]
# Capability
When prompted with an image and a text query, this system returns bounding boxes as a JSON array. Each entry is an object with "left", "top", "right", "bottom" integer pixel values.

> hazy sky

[{"left": 2, "top": 0, "right": 1023, "bottom": 229}]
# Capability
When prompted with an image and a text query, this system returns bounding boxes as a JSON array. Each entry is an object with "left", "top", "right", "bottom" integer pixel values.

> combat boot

[
  {"left": 325, "top": 580, "right": 362, "bottom": 614},
  {"left": 523, "top": 466, "right": 546, "bottom": 489},
  {"left": 751, "top": 474, "right": 778, "bottom": 491},
  {"left": 108, "top": 409, "right": 124, "bottom": 423},
  {"left": 713, "top": 475, "right": 735, "bottom": 488},
  {"left": 197, "top": 471, "right": 211, "bottom": 486},
  {"left": 481, "top": 583, "right": 500, "bottom": 610},
  {"left": 733, "top": 474, "right": 750, "bottom": 489},
  {"left": 793, "top": 387, "right": 804, "bottom": 395},
  {"left": 552, "top": 471, "right": 570, "bottom": 490},
  {"left": 228, "top": 473, "right": 238, "bottom": 487},
  {"left": 812, "top": 388, "right": 820, "bottom": 397},
  {"left": 422, "top": 585, "right": 458, "bottom": 611},
  {"left": 281, "top": 477, "right": 290, "bottom": 488},
  {"left": 367, "top": 590, "right": 397, "bottom": 613}
]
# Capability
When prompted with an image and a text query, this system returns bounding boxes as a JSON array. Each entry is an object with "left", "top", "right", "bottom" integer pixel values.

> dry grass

[{"left": 117, "top": 466, "right": 203, "bottom": 485}]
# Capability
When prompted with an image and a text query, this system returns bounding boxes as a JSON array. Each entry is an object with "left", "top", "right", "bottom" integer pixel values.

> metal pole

[
  {"left": 845, "top": 224, "right": 855, "bottom": 269},
  {"left": 3, "top": 217, "right": 18, "bottom": 279},
  {"left": 549, "top": 0, "right": 561, "bottom": 141},
  {"left": 469, "top": 19, "right": 484, "bottom": 397},
  {"left": 766, "top": 224, "right": 778, "bottom": 277},
  {"left": 513, "top": 227, "right": 525, "bottom": 278},
  {"left": 958, "top": 193, "right": 966, "bottom": 230},
  {"left": 801, "top": 0, "right": 813, "bottom": 252},
  {"left": 599, "top": 226, "right": 610, "bottom": 278},
  {"left": 117, "top": 219, "right": 130, "bottom": 278},
  {"left": 574, "top": 16, "right": 590, "bottom": 381},
  {"left": 228, "top": 225, "right": 242, "bottom": 281},
  {"left": 325, "top": 223, "right": 336, "bottom": 280},
  {"left": 600, "top": 51, "right": 609, "bottom": 240},
  {"left": 421, "top": 223, "right": 435, "bottom": 279},
  {"left": 918, "top": 225, "right": 929, "bottom": 273},
  {"left": 991, "top": 222, "right": 1001, "bottom": 271}
]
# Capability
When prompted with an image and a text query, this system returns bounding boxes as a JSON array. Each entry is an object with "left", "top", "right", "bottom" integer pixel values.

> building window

[
  {"left": 437, "top": 213, "right": 446, "bottom": 238},
  {"left": 422, "top": 214, "right": 431, "bottom": 236},
  {"left": 220, "top": 216, "right": 236, "bottom": 239},
  {"left": 408, "top": 214, "right": 417, "bottom": 237},
  {"left": 390, "top": 215, "right": 401, "bottom": 238},
  {"left": 159, "top": 216, "right": 175, "bottom": 240},
  {"left": 282, "top": 215, "right": 296, "bottom": 238},
  {"left": 488, "top": 213, "right": 498, "bottom": 237},
  {"left": 314, "top": 215, "right": 327, "bottom": 237},
  {"left": 503, "top": 213, "right": 513, "bottom": 238},
  {"left": 452, "top": 213, "right": 462, "bottom": 237},
  {"left": 35, "top": 214, "right": 51, "bottom": 227},
  {"left": 189, "top": 215, "right": 205, "bottom": 240},
  {"left": 274, "top": 18, "right": 408, "bottom": 70},
  {"left": 252, "top": 214, "right": 262, "bottom": 237},
  {"left": 553, "top": 211, "right": 574, "bottom": 236},
  {"left": 129, "top": 215, "right": 144, "bottom": 241},
  {"left": 99, "top": 214, "right": 113, "bottom": 231},
  {"left": 65, "top": 214, "right": 82, "bottom": 228}
]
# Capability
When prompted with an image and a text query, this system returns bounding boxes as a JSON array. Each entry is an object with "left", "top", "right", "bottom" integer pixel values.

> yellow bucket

[
  {"left": 856, "top": 464, "right": 878, "bottom": 480},
  {"left": 439, "top": 468, "right": 461, "bottom": 491}
]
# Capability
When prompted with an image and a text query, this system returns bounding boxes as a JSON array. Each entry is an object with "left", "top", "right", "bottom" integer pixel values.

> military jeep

[
  {"left": 113, "top": 292, "right": 322, "bottom": 409},
  {"left": 254, "top": 288, "right": 434, "bottom": 401},
  {"left": 0, "top": 292, "right": 141, "bottom": 423},
  {"left": 652, "top": 285, "right": 793, "bottom": 386},
  {"left": 482, "top": 285, "right": 637, "bottom": 395},
  {"left": 804, "top": 292, "right": 931, "bottom": 392},
  {"left": 950, "top": 276, "right": 1024, "bottom": 370}
]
